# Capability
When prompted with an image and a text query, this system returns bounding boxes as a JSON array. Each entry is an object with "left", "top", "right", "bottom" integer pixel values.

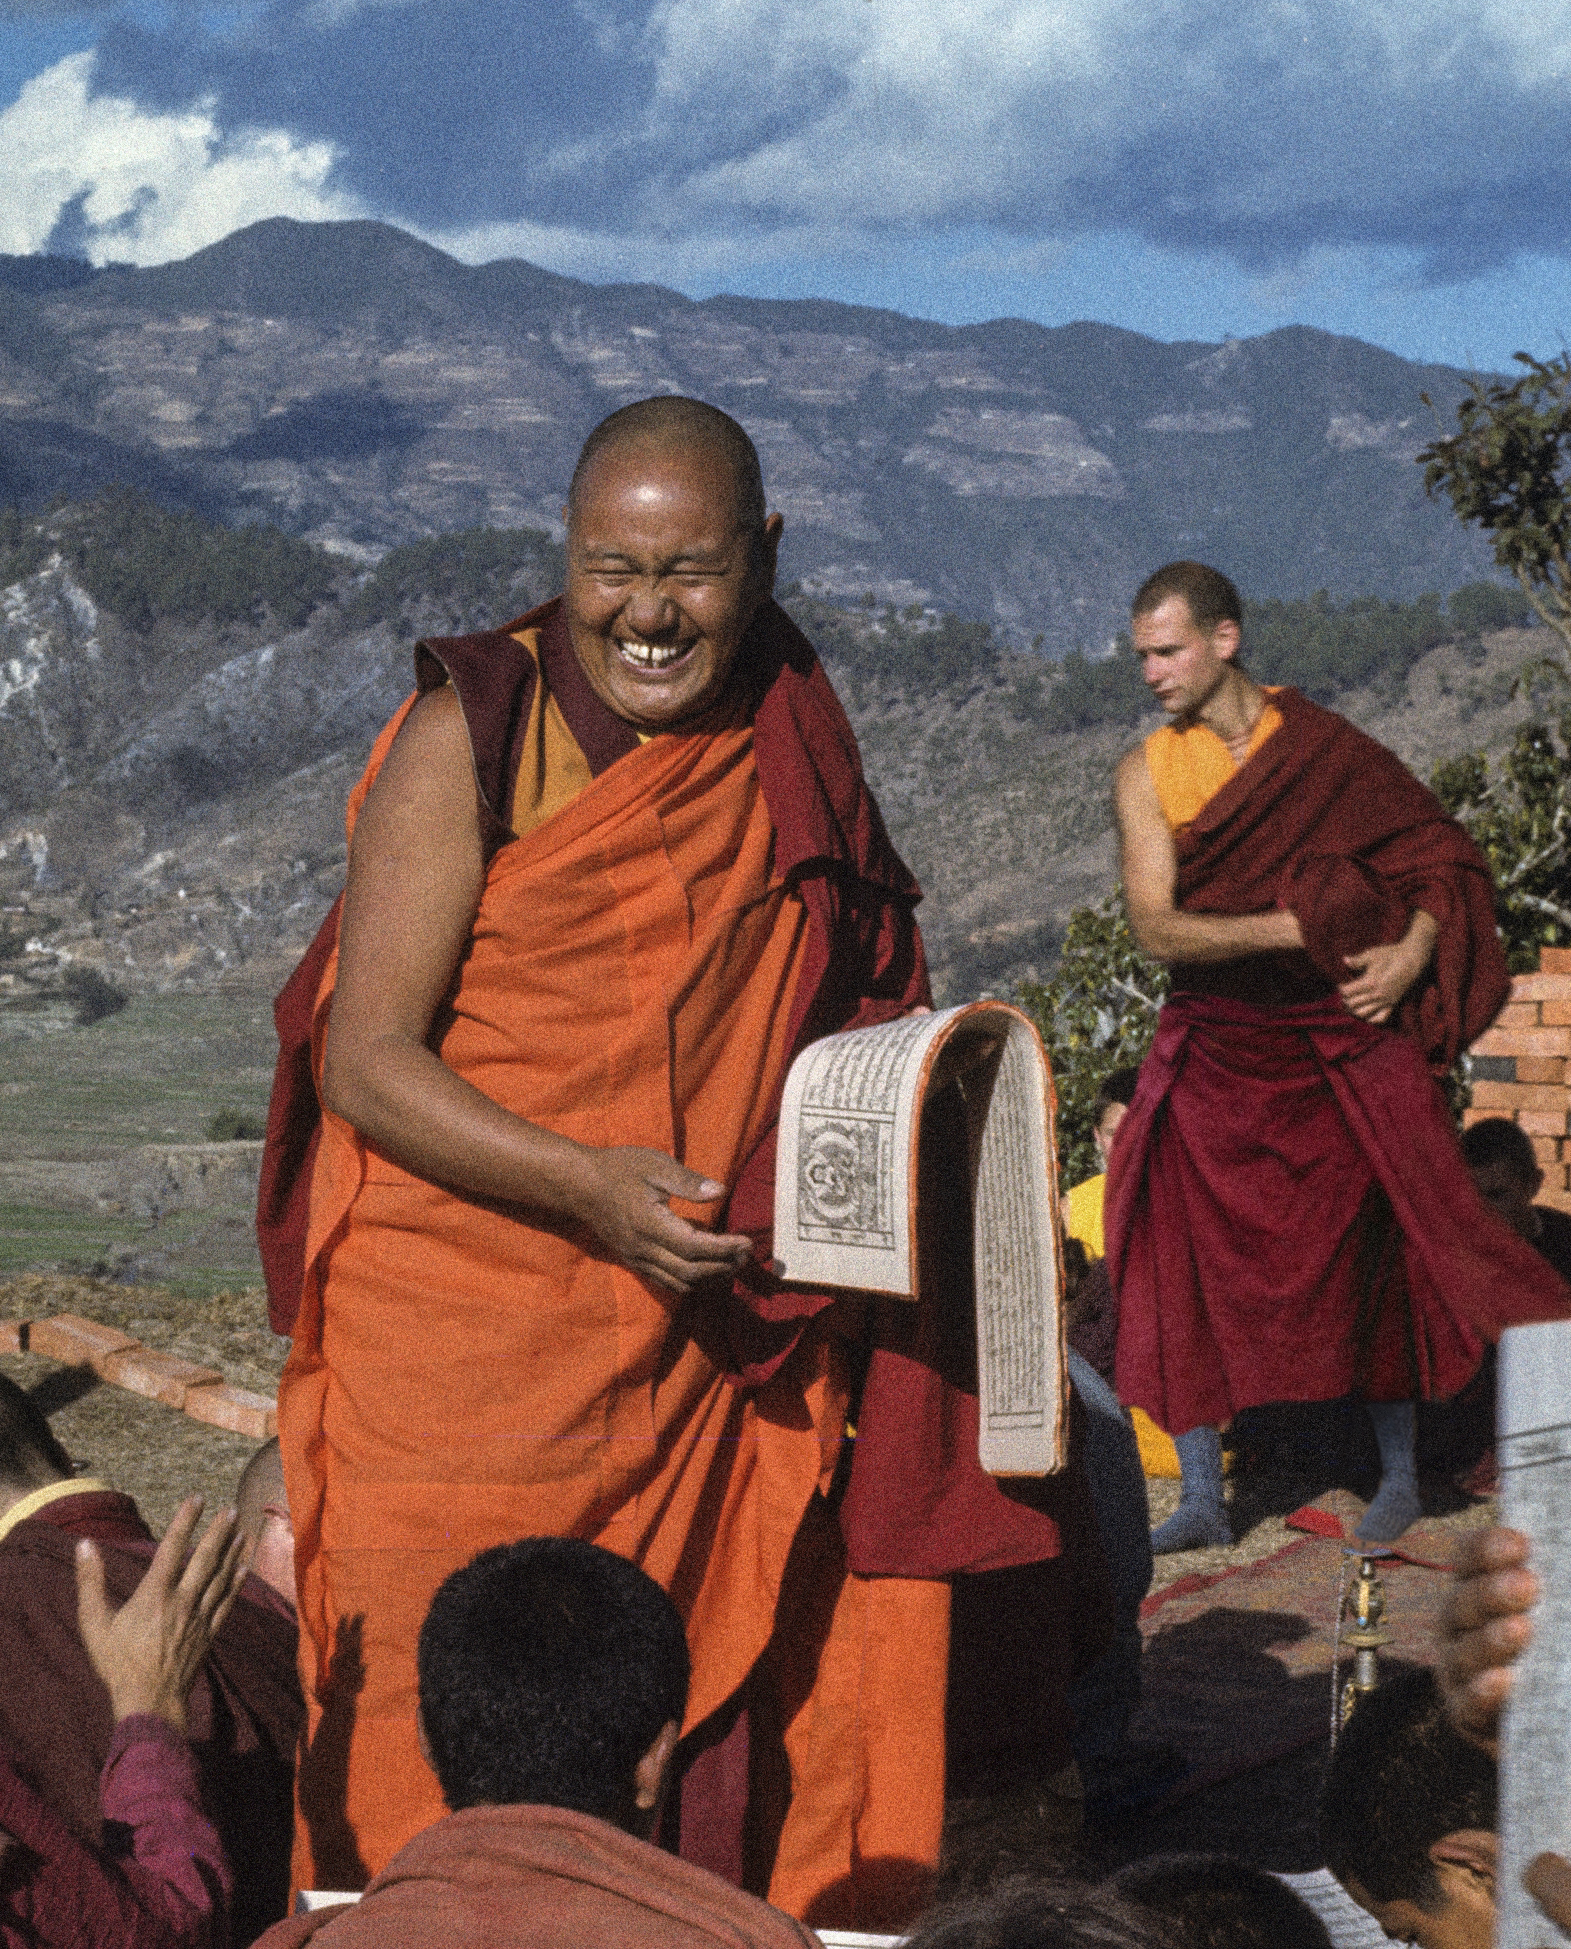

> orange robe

[{"left": 276, "top": 611, "right": 950, "bottom": 1930}]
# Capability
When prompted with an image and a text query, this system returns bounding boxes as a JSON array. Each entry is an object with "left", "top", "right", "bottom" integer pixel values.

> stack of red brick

[
  {"left": 1466, "top": 945, "right": 1571, "bottom": 1213},
  {"left": 0, "top": 1313, "right": 276, "bottom": 1438}
]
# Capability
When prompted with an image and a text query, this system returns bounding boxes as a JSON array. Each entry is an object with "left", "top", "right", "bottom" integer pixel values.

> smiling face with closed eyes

[{"left": 564, "top": 439, "right": 784, "bottom": 732}]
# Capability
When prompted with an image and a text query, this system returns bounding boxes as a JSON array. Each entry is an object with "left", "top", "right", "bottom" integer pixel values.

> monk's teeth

[{"left": 617, "top": 640, "right": 689, "bottom": 669}]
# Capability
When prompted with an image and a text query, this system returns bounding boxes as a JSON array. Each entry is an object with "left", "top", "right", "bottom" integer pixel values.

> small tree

[
  {"left": 1419, "top": 353, "right": 1571, "bottom": 660},
  {"left": 1014, "top": 894, "right": 1168, "bottom": 1185},
  {"left": 1432, "top": 717, "right": 1571, "bottom": 970}
]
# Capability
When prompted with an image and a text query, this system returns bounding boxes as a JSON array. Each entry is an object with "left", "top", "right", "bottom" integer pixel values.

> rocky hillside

[
  {"left": 0, "top": 497, "right": 1556, "bottom": 1012},
  {"left": 0, "top": 218, "right": 1499, "bottom": 657}
]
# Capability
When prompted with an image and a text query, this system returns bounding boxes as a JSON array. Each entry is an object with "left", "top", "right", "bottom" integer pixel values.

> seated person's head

[
  {"left": 0, "top": 1375, "right": 74, "bottom": 1512},
  {"left": 1107, "top": 1854, "right": 1330, "bottom": 1949},
  {"left": 1092, "top": 1068, "right": 1142, "bottom": 1168},
  {"left": 416, "top": 1536, "right": 689, "bottom": 1837},
  {"left": 1320, "top": 1668, "right": 1496, "bottom": 1949},
  {"left": 234, "top": 1438, "right": 294, "bottom": 1608},
  {"left": 1460, "top": 1118, "right": 1541, "bottom": 1239},
  {"left": 905, "top": 1874, "right": 1179, "bottom": 1949}
]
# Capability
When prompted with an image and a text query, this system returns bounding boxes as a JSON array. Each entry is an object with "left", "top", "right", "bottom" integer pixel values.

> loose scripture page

[
  {"left": 773, "top": 1001, "right": 1065, "bottom": 1474},
  {"left": 1496, "top": 1317, "right": 1571, "bottom": 1949},
  {"left": 773, "top": 1006, "right": 956, "bottom": 1296},
  {"left": 971, "top": 1008, "right": 1063, "bottom": 1475}
]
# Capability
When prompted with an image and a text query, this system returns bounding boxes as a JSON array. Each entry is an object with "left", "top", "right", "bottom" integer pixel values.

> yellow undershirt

[
  {"left": 0, "top": 1477, "right": 112, "bottom": 1545},
  {"left": 1144, "top": 690, "right": 1284, "bottom": 830}
]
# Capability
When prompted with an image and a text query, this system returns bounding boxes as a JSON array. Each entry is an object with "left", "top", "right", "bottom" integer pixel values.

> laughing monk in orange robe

[{"left": 259, "top": 399, "right": 1075, "bottom": 1933}]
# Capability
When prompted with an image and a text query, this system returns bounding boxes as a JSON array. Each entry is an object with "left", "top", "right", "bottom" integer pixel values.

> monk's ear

[
  {"left": 1208, "top": 618, "right": 1242, "bottom": 664},
  {"left": 633, "top": 1718, "right": 681, "bottom": 1813},
  {"left": 1430, "top": 1828, "right": 1497, "bottom": 1896},
  {"left": 754, "top": 512, "right": 785, "bottom": 597}
]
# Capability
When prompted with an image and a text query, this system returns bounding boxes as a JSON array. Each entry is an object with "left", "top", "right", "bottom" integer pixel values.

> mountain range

[{"left": 0, "top": 218, "right": 1500, "bottom": 657}]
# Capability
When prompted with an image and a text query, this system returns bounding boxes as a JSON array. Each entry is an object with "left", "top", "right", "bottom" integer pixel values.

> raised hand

[
  {"left": 76, "top": 1497, "right": 253, "bottom": 1735},
  {"left": 571, "top": 1147, "right": 754, "bottom": 1294}
]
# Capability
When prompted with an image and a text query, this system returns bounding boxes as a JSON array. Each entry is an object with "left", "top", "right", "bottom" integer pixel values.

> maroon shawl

[{"left": 1168, "top": 686, "right": 1508, "bottom": 1066}]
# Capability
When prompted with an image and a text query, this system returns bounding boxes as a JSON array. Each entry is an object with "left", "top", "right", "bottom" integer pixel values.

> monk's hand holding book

[{"left": 567, "top": 1144, "right": 753, "bottom": 1297}]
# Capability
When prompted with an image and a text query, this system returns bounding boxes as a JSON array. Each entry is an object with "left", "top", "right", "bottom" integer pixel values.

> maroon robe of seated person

[
  {"left": 1106, "top": 686, "right": 1571, "bottom": 1437},
  {"left": 0, "top": 1489, "right": 302, "bottom": 1947}
]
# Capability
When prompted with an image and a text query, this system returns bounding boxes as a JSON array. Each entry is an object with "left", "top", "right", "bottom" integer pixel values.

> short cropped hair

[
  {"left": 1459, "top": 1116, "right": 1538, "bottom": 1184},
  {"left": 568, "top": 395, "right": 767, "bottom": 537},
  {"left": 1131, "top": 563, "right": 1242, "bottom": 631},
  {"left": 0, "top": 1375, "right": 74, "bottom": 1492},
  {"left": 1094, "top": 1067, "right": 1142, "bottom": 1123},
  {"left": 417, "top": 1537, "right": 690, "bottom": 1822},
  {"left": 1320, "top": 1668, "right": 1497, "bottom": 1908},
  {"left": 1109, "top": 1855, "right": 1332, "bottom": 1949},
  {"left": 906, "top": 1876, "right": 1179, "bottom": 1949}
]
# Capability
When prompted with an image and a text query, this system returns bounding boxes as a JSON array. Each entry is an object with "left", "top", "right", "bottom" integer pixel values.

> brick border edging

[{"left": 0, "top": 1312, "right": 276, "bottom": 1439}]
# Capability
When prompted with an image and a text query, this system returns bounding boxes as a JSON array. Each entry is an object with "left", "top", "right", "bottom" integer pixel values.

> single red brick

[
  {"left": 28, "top": 1314, "right": 138, "bottom": 1366},
  {"left": 1541, "top": 1002, "right": 1571, "bottom": 1027},
  {"left": 1496, "top": 1001, "right": 1543, "bottom": 1029},
  {"left": 1516, "top": 1057, "right": 1568, "bottom": 1085},
  {"left": 1512, "top": 974, "right": 1571, "bottom": 1001},
  {"left": 0, "top": 1320, "right": 27, "bottom": 1355},
  {"left": 97, "top": 1347, "right": 224, "bottom": 1409},
  {"left": 1470, "top": 1081, "right": 1562, "bottom": 1111},
  {"left": 1519, "top": 1109, "right": 1570, "bottom": 1137},
  {"left": 1471, "top": 1028, "right": 1571, "bottom": 1059},
  {"left": 1539, "top": 948, "right": 1571, "bottom": 974},
  {"left": 183, "top": 1384, "right": 276, "bottom": 1440}
]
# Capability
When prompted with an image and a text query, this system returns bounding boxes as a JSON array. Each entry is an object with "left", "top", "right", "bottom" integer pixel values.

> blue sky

[{"left": 3, "top": 0, "right": 1570, "bottom": 372}]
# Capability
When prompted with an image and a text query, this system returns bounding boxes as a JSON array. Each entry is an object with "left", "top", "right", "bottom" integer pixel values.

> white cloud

[
  {"left": 533, "top": 0, "right": 1571, "bottom": 268},
  {"left": 0, "top": 50, "right": 365, "bottom": 264}
]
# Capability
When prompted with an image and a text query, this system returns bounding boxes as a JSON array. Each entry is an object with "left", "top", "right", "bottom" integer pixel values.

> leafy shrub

[
  {"left": 53, "top": 488, "right": 337, "bottom": 630},
  {"left": 205, "top": 1107, "right": 267, "bottom": 1142},
  {"left": 344, "top": 525, "right": 565, "bottom": 634},
  {"left": 1446, "top": 580, "right": 1536, "bottom": 636},
  {"left": 1014, "top": 894, "right": 1168, "bottom": 1185},
  {"left": 61, "top": 965, "right": 128, "bottom": 1026},
  {"left": 1433, "top": 714, "right": 1571, "bottom": 972}
]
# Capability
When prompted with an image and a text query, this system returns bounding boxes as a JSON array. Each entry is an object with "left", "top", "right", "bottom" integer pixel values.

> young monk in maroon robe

[
  {"left": 1105, "top": 561, "right": 1570, "bottom": 1552},
  {"left": 262, "top": 398, "right": 1087, "bottom": 1931}
]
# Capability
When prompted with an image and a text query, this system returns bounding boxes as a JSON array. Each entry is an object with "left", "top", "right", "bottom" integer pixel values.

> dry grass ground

[{"left": 0, "top": 1273, "right": 282, "bottom": 1527}]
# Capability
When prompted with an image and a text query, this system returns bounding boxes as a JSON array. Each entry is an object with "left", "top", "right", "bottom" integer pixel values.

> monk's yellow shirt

[
  {"left": 1065, "top": 1173, "right": 1107, "bottom": 1261},
  {"left": 1144, "top": 691, "right": 1283, "bottom": 830}
]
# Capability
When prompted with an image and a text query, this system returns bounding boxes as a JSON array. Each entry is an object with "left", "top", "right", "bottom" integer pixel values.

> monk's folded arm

[
  {"left": 1115, "top": 748, "right": 1306, "bottom": 964},
  {"left": 321, "top": 687, "right": 753, "bottom": 1291}
]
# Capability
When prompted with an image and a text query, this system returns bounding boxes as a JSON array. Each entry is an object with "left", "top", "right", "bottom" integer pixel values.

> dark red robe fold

[{"left": 1107, "top": 689, "right": 1570, "bottom": 1436}]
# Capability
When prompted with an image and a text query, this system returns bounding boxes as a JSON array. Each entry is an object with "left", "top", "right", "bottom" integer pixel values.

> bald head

[
  {"left": 563, "top": 395, "right": 783, "bottom": 733},
  {"left": 568, "top": 397, "right": 767, "bottom": 538},
  {"left": 0, "top": 1374, "right": 73, "bottom": 1499},
  {"left": 235, "top": 1438, "right": 296, "bottom": 1609}
]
